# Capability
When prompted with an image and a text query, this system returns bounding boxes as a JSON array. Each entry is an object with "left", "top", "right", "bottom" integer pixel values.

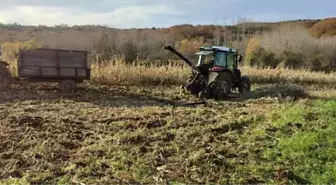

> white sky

[{"left": 0, "top": 0, "right": 335, "bottom": 28}]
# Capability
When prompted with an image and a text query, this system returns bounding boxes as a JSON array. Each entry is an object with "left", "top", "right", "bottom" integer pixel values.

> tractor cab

[{"left": 195, "top": 46, "right": 243, "bottom": 77}]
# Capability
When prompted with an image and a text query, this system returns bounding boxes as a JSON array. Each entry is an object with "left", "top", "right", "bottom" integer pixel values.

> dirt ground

[{"left": 0, "top": 83, "right": 334, "bottom": 184}]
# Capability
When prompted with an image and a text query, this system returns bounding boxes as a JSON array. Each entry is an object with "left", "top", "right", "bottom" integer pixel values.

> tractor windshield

[
  {"left": 214, "top": 51, "right": 226, "bottom": 66},
  {"left": 214, "top": 51, "right": 235, "bottom": 68}
]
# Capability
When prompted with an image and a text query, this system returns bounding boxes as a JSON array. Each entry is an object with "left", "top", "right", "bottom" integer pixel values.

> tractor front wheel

[
  {"left": 238, "top": 76, "right": 251, "bottom": 94},
  {"left": 0, "top": 67, "right": 12, "bottom": 90}
]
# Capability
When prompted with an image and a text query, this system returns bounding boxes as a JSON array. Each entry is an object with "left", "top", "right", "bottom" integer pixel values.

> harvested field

[
  {"left": 0, "top": 81, "right": 335, "bottom": 184},
  {"left": 1, "top": 15, "right": 336, "bottom": 185}
]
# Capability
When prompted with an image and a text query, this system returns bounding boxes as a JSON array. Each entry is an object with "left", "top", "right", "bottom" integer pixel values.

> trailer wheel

[
  {"left": 60, "top": 79, "right": 77, "bottom": 94},
  {"left": 0, "top": 67, "right": 12, "bottom": 90}
]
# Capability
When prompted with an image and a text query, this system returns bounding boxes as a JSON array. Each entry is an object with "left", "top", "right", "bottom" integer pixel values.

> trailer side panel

[{"left": 18, "top": 48, "right": 90, "bottom": 80}]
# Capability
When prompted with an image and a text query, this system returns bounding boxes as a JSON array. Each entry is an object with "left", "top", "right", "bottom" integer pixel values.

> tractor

[{"left": 164, "top": 45, "right": 251, "bottom": 99}]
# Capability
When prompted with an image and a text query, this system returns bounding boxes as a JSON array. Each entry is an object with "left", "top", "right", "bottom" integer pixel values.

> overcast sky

[{"left": 0, "top": 0, "right": 335, "bottom": 28}]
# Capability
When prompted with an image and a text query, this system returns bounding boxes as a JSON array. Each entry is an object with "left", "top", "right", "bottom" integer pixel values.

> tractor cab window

[
  {"left": 196, "top": 51, "right": 214, "bottom": 66},
  {"left": 197, "top": 55, "right": 204, "bottom": 66},
  {"left": 214, "top": 51, "right": 226, "bottom": 67},
  {"left": 226, "top": 52, "right": 234, "bottom": 68},
  {"left": 206, "top": 55, "right": 215, "bottom": 65},
  {"left": 197, "top": 55, "right": 214, "bottom": 66}
]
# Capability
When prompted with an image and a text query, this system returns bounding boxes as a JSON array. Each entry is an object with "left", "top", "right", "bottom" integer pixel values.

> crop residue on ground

[{"left": 0, "top": 83, "right": 335, "bottom": 184}]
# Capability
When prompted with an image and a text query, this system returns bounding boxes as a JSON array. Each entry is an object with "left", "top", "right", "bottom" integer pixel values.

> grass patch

[{"left": 263, "top": 100, "right": 336, "bottom": 184}]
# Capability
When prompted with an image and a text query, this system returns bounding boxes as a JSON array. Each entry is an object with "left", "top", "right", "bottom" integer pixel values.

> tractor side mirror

[{"left": 237, "top": 55, "right": 243, "bottom": 62}]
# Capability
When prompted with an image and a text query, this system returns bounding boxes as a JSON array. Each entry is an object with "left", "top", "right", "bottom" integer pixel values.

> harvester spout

[{"left": 164, "top": 45, "right": 201, "bottom": 74}]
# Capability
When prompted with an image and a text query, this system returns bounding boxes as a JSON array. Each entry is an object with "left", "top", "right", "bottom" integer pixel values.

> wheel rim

[
  {"left": 66, "top": 84, "right": 71, "bottom": 91},
  {"left": 64, "top": 82, "right": 73, "bottom": 92},
  {"left": 221, "top": 81, "right": 228, "bottom": 94},
  {"left": 243, "top": 83, "right": 249, "bottom": 92}
]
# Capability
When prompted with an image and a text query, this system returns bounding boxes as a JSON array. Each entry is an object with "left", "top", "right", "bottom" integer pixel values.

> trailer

[{"left": 0, "top": 48, "right": 90, "bottom": 93}]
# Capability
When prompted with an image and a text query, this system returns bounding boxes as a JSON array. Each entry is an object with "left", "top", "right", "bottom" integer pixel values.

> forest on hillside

[{"left": 0, "top": 17, "right": 336, "bottom": 72}]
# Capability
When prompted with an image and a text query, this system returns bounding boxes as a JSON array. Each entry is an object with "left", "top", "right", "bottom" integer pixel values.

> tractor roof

[
  {"left": 195, "top": 50, "right": 213, "bottom": 55},
  {"left": 199, "top": 46, "right": 236, "bottom": 52}
]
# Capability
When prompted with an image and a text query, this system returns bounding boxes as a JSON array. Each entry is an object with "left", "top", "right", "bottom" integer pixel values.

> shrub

[
  {"left": 175, "top": 38, "right": 204, "bottom": 53},
  {"left": 278, "top": 50, "right": 306, "bottom": 69},
  {"left": 119, "top": 39, "right": 138, "bottom": 63},
  {"left": 245, "top": 36, "right": 262, "bottom": 65},
  {"left": 246, "top": 47, "right": 280, "bottom": 68},
  {"left": 1, "top": 41, "right": 22, "bottom": 62},
  {"left": 0, "top": 39, "right": 42, "bottom": 75},
  {"left": 1, "top": 39, "right": 42, "bottom": 62},
  {"left": 307, "top": 54, "right": 331, "bottom": 72}
]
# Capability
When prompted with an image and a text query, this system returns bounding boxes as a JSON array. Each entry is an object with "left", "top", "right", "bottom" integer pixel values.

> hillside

[
  {"left": 1, "top": 17, "right": 336, "bottom": 73},
  {"left": 0, "top": 17, "right": 335, "bottom": 48}
]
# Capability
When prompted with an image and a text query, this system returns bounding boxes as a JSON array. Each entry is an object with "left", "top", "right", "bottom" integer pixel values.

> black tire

[
  {"left": 0, "top": 67, "right": 12, "bottom": 90},
  {"left": 211, "top": 72, "right": 232, "bottom": 100},
  {"left": 198, "top": 91, "right": 206, "bottom": 99},
  {"left": 239, "top": 76, "right": 251, "bottom": 94},
  {"left": 59, "top": 79, "right": 77, "bottom": 94}
]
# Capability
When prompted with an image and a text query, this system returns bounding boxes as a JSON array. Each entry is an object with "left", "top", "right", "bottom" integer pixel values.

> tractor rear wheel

[
  {"left": 239, "top": 76, "right": 251, "bottom": 94},
  {"left": 211, "top": 72, "right": 232, "bottom": 100},
  {"left": 0, "top": 67, "right": 12, "bottom": 90}
]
